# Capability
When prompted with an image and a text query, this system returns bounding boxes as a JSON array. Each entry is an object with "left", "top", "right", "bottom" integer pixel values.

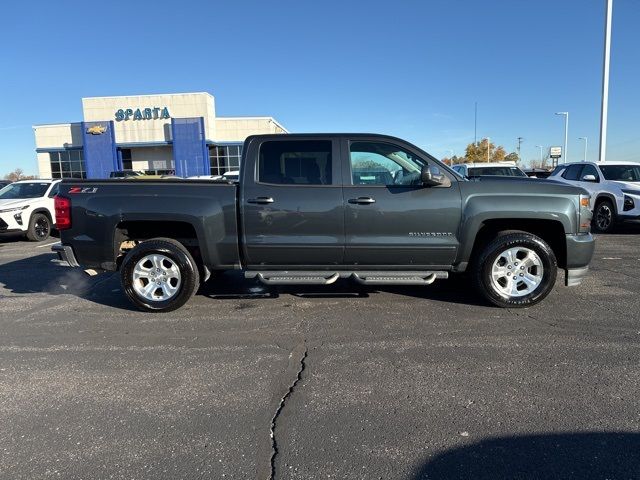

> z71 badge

[{"left": 68, "top": 187, "right": 98, "bottom": 194}]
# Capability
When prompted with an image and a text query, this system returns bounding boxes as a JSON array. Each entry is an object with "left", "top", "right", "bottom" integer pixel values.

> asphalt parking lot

[{"left": 1, "top": 229, "right": 640, "bottom": 479}]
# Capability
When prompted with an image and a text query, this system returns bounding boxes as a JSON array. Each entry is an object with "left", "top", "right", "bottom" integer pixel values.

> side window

[
  {"left": 562, "top": 165, "right": 583, "bottom": 181},
  {"left": 350, "top": 141, "right": 427, "bottom": 186},
  {"left": 580, "top": 164, "right": 599, "bottom": 181},
  {"left": 258, "top": 140, "right": 332, "bottom": 185},
  {"left": 47, "top": 183, "right": 59, "bottom": 198}
]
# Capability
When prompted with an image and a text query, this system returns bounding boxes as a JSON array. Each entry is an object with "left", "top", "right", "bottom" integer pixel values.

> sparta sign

[{"left": 115, "top": 107, "right": 170, "bottom": 121}]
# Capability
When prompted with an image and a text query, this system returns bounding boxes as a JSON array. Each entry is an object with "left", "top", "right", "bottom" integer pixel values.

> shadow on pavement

[
  {"left": 413, "top": 432, "right": 640, "bottom": 480},
  {"left": 2, "top": 254, "right": 488, "bottom": 310}
]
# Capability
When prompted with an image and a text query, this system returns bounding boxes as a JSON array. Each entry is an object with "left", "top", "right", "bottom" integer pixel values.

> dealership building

[{"left": 32, "top": 92, "right": 288, "bottom": 178}]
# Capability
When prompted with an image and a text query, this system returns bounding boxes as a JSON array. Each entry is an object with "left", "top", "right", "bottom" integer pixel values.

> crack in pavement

[{"left": 264, "top": 340, "right": 307, "bottom": 480}]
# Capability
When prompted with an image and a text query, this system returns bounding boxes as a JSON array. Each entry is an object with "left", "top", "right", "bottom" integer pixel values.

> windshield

[
  {"left": 0, "top": 182, "right": 50, "bottom": 199},
  {"left": 468, "top": 166, "right": 527, "bottom": 177},
  {"left": 600, "top": 165, "right": 640, "bottom": 182}
]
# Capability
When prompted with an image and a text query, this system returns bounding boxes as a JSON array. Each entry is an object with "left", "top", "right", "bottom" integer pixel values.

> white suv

[
  {"left": 0, "top": 179, "right": 61, "bottom": 241},
  {"left": 549, "top": 162, "right": 640, "bottom": 233}
]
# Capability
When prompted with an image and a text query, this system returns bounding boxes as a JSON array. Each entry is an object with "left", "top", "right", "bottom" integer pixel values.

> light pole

[
  {"left": 486, "top": 137, "right": 490, "bottom": 162},
  {"left": 555, "top": 112, "right": 569, "bottom": 163},
  {"left": 599, "top": 0, "right": 613, "bottom": 162},
  {"left": 578, "top": 137, "right": 588, "bottom": 162},
  {"left": 535, "top": 145, "right": 544, "bottom": 164}
]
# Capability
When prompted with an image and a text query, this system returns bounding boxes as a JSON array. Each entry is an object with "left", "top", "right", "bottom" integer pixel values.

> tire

[
  {"left": 592, "top": 199, "right": 616, "bottom": 233},
  {"left": 473, "top": 232, "right": 558, "bottom": 308},
  {"left": 121, "top": 237, "right": 200, "bottom": 312},
  {"left": 26, "top": 213, "right": 51, "bottom": 241}
]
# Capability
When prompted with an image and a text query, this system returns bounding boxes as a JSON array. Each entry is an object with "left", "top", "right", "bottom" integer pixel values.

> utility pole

[
  {"left": 474, "top": 102, "right": 478, "bottom": 145},
  {"left": 516, "top": 137, "right": 524, "bottom": 160},
  {"left": 555, "top": 112, "right": 569, "bottom": 163},
  {"left": 535, "top": 145, "right": 544, "bottom": 164},
  {"left": 578, "top": 137, "right": 588, "bottom": 161},
  {"left": 599, "top": 0, "right": 613, "bottom": 162}
]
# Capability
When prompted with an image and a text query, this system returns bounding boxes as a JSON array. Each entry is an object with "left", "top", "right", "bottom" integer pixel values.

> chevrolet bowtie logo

[{"left": 86, "top": 125, "right": 107, "bottom": 135}]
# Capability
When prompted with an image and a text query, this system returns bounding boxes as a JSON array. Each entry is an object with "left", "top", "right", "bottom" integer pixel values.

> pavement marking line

[{"left": 36, "top": 242, "right": 59, "bottom": 249}]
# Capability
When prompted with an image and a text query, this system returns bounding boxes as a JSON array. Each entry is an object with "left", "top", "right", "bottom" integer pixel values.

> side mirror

[
  {"left": 421, "top": 165, "right": 448, "bottom": 187},
  {"left": 582, "top": 174, "right": 597, "bottom": 182}
]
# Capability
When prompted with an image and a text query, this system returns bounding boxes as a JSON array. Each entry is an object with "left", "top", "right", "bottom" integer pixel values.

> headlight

[
  {"left": 0, "top": 205, "right": 29, "bottom": 214},
  {"left": 578, "top": 194, "right": 592, "bottom": 233},
  {"left": 624, "top": 195, "right": 635, "bottom": 211}
]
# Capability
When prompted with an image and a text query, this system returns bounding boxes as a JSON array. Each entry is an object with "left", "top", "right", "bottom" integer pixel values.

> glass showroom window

[
  {"left": 210, "top": 145, "right": 242, "bottom": 176},
  {"left": 49, "top": 150, "right": 86, "bottom": 179}
]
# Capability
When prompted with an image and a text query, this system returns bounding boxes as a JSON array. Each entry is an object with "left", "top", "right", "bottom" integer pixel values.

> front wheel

[
  {"left": 121, "top": 238, "right": 200, "bottom": 312},
  {"left": 593, "top": 199, "right": 616, "bottom": 233},
  {"left": 473, "top": 232, "right": 557, "bottom": 308},
  {"left": 26, "top": 213, "right": 52, "bottom": 241}
]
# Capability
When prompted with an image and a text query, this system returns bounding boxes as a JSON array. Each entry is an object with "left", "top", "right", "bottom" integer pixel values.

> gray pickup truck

[{"left": 53, "top": 134, "right": 595, "bottom": 312}]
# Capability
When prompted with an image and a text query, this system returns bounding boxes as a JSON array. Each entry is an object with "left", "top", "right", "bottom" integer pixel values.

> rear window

[{"left": 258, "top": 140, "right": 332, "bottom": 185}]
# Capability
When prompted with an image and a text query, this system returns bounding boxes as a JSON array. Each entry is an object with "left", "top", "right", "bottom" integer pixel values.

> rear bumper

[
  {"left": 564, "top": 233, "right": 595, "bottom": 286},
  {"left": 51, "top": 243, "right": 80, "bottom": 267}
]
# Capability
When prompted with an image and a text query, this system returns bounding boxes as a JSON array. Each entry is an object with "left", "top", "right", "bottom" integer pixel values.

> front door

[
  {"left": 241, "top": 138, "right": 344, "bottom": 267},
  {"left": 342, "top": 138, "right": 462, "bottom": 268}
]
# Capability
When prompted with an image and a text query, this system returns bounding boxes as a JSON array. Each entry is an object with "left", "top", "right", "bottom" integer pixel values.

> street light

[
  {"left": 535, "top": 145, "right": 544, "bottom": 163},
  {"left": 599, "top": 0, "right": 613, "bottom": 163},
  {"left": 555, "top": 112, "right": 569, "bottom": 163},
  {"left": 578, "top": 137, "right": 588, "bottom": 162}
]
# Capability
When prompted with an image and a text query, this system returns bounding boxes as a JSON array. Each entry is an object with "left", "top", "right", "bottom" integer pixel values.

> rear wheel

[
  {"left": 121, "top": 238, "right": 200, "bottom": 312},
  {"left": 474, "top": 232, "right": 557, "bottom": 308},
  {"left": 593, "top": 199, "right": 616, "bottom": 233},
  {"left": 26, "top": 213, "right": 51, "bottom": 241}
]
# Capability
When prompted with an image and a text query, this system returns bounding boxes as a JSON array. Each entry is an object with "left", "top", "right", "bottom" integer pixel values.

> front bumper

[
  {"left": 564, "top": 233, "right": 595, "bottom": 286},
  {"left": 52, "top": 243, "right": 80, "bottom": 267},
  {"left": 0, "top": 214, "right": 25, "bottom": 233}
]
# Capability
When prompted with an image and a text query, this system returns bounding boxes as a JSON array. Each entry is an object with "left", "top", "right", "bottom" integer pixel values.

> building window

[
  {"left": 209, "top": 144, "right": 242, "bottom": 176},
  {"left": 120, "top": 148, "right": 132, "bottom": 170},
  {"left": 49, "top": 150, "right": 85, "bottom": 179}
]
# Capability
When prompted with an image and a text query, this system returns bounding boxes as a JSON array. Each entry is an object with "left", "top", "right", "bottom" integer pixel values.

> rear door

[
  {"left": 341, "top": 137, "right": 462, "bottom": 268},
  {"left": 241, "top": 137, "right": 344, "bottom": 267}
]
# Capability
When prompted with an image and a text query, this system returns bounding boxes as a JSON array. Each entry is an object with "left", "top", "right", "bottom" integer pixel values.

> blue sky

[{"left": 0, "top": 0, "right": 638, "bottom": 175}]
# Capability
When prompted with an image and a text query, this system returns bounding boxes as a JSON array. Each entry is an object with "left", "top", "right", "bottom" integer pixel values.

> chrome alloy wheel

[
  {"left": 132, "top": 254, "right": 182, "bottom": 302},
  {"left": 490, "top": 247, "right": 544, "bottom": 298},
  {"left": 596, "top": 203, "right": 613, "bottom": 231}
]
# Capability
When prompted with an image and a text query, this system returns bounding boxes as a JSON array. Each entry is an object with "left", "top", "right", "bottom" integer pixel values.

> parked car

[
  {"left": 548, "top": 161, "right": 640, "bottom": 233},
  {"left": 110, "top": 170, "right": 144, "bottom": 178},
  {"left": 52, "top": 134, "right": 594, "bottom": 312},
  {"left": 0, "top": 179, "right": 60, "bottom": 241},
  {"left": 188, "top": 171, "right": 240, "bottom": 182},
  {"left": 452, "top": 162, "right": 528, "bottom": 178},
  {"left": 524, "top": 168, "right": 553, "bottom": 179}
]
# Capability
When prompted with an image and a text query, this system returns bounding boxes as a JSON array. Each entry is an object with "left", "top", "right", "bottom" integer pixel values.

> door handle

[
  {"left": 348, "top": 197, "right": 376, "bottom": 205},
  {"left": 247, "top": 196, "right": 274, "bottom": 204}
]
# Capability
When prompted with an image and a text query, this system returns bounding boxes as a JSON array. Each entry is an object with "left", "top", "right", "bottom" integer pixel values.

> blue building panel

[
  {"left": 81, "top": 121, "right": 119, "bottom": 179},
  {"left": 171, "top": 117, "right": 209, "bottom": 177}
]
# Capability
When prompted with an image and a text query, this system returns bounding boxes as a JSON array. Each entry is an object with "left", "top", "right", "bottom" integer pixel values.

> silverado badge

[{"left": 86, "top": 125, "right": 107, "bottom": 135}]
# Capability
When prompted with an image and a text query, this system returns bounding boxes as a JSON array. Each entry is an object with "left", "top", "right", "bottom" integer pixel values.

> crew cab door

[
  {"left": 240, "top": 137, "right": 344, "bottom": 267},
  {"left": 341, "top": 138, "right": 461, "bottom": 267}
]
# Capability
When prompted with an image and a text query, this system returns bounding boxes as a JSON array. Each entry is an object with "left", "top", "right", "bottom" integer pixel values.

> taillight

[{"left": 54, "top": 195, "right": 71, "bottom": 230}]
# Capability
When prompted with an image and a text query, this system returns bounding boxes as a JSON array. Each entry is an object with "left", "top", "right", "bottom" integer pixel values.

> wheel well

[
  {"left": 114, "top": 221, "right": 201, "bottom": 269},
  {"left": 31, "top": 208, "right": 53, "bottom": 224},
  {"left": 470, "top": 219, "right": 567, "bottom": 269},
  {"left": 594, "top": 194, "right": 617, "bottom": 214}
]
